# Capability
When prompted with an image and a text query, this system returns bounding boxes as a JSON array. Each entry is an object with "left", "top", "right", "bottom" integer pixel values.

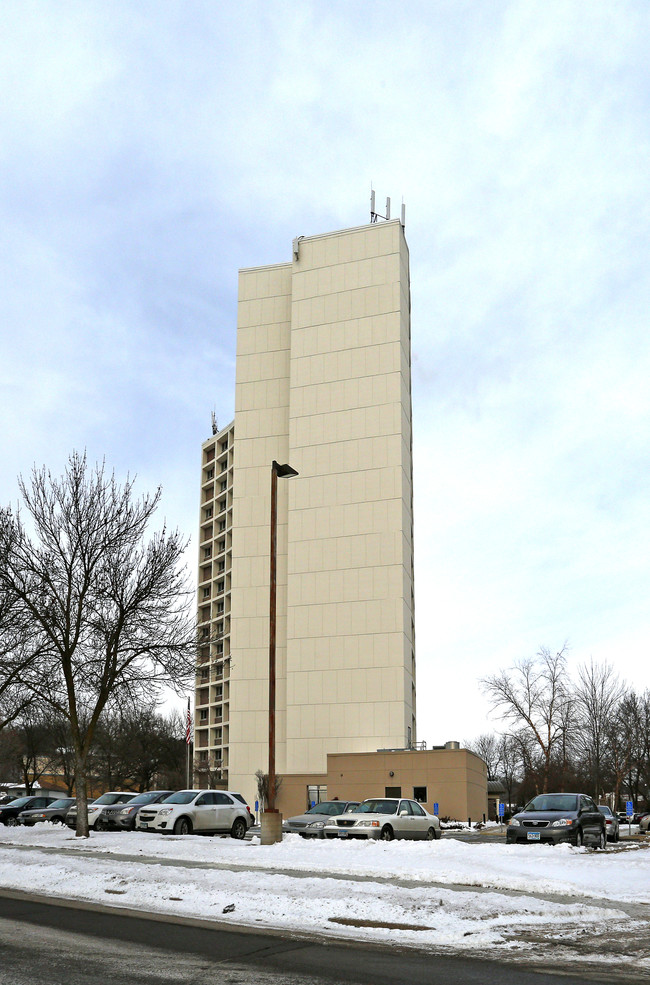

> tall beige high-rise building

[{"left": 195, "top": 218, "right": 415, "bottom": 811}]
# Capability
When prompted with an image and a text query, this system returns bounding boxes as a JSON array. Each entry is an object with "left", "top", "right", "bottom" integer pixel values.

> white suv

[{"left": 136, "top": 789, "right": 253, "bottom": 838}]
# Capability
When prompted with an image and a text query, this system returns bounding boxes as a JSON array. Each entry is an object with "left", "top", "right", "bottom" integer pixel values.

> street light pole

[{"left": 261, "top": 460, "right": 298, "bottom": 846}]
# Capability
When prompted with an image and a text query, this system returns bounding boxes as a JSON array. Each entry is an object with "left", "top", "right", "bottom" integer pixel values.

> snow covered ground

[{"left": 0, "top": 825, "right": 648, "bottom": 974}]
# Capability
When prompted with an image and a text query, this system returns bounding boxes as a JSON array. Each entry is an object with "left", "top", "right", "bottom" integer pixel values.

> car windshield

[
  {"left": 127, "top": 792, "right": 166, "bottom": 806},
  {"left": 94, "top": 793, "right": 133, "bottom": 806},
  {"left": 524, "top": 795, "right": 578, "bottom": 812},
  {"left": 4, "top": 797, "right": 33, "bottom": 809},
  {"left": 598, "top": 806, "right": 612, "bottom": 816},
  {"left": 48, "top": 799, "right": 74, "bottom": 809},
  {"left": 306, "top": 802, "right": 345, "bottom": 816},
  {"left": 354, "top": 800, "right": 398, "bottom": 815},
  {"left": 163, "top": 791, "right": 199, "bottom": 805}
]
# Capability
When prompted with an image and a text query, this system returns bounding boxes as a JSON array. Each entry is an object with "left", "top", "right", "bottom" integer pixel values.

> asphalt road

[{"left": 0, "top": 892, "right": 626, "bottom": 985}]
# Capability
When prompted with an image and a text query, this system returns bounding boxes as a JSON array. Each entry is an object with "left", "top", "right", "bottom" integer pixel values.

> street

[{"left": 0, "top": 892, "right": 632, "bottom": 985}]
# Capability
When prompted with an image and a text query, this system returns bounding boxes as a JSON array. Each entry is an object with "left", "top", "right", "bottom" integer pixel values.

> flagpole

[{"left": 186, "top": 697, "right": 192, "bottom": 788}]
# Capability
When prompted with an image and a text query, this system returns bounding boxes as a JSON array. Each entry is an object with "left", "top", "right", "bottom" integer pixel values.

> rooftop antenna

[
  {"left": 370, "top": 186, "right": 404, "bottom": 226},
  {"left": 211, "top": 411, "right": 218, "bottom": 435}
]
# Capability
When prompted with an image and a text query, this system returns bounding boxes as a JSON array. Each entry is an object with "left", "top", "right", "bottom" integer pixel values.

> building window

[
  {"left": 307, "top": 785, "right": 328, "bottom": 808},
  {"left": 217, "top": 580, "right": 224, "bottom": 593},
  {"left": 206, "top": 468, "right": 214, "bottom": 480},
  {"left": 218, "top": 499, "right": 226, "bottom": 513},
  {"left": 203, "top": 547, "right": 212, "bottom": 559},
  {"left": 218, "top": 540, "right": 225, "bottom": 553},
  {"left": 413, "top": 787, "right": 427, "bottom": 803},
  {"left": 220, "top": 480, "right": 227, "bottom": 492},
  {"left": 199, "top": 709, "right": 208, "bottom": 722},
  {"left": 204, "top": 507, "right": 213, "bottom": 519},
  {"left": 216, "top": 602, "right": 224, "bottom": 613},
  {"left": 218, "top": 521, "right": 226, "bottom": 531},
  {"left": 202, "top": 587, "right": 210, "bottom": 599},
  {"left": 221, "top": 441, "right": 228, "bottom": 453},
  {"left": 385, "top": 786, "right": 401, "bottom": 798}
]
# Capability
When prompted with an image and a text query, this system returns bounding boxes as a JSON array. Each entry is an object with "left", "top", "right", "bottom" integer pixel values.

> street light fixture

[{"left": 261, "top": 460, "right": 299, "bottom": 846}]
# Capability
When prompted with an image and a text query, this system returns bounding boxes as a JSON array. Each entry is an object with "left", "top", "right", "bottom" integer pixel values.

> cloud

[{"left": 1, "top": 0, "right": 649, "bottom": 742}]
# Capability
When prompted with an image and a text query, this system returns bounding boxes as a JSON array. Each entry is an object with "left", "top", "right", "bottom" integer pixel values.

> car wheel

[
  {"left": 174, "top": 817, "right": 192, "bottom": 836},
  {"left": 95, "top": 820, "right": 106, "bottom": 832},
  {"left": 574, "top": 828, "right": 583, "bottom": 847},
  {"left": 231, "top": 817, "right": 247, "bottom": 840},
  {"left": 51, "top": 817, "right": 62, "bottom": 824},
  {"left": 598, "top": 830, "right": 606, "bottom": 850},
  {"left": 426, "top": 827, "right": 437, "bottom": 841},
  {"left": 380, "top": 825, "right": 394, "bottom": 842},
  {"left": 5, "top": 817, "right": 18, "bottom": 827}
]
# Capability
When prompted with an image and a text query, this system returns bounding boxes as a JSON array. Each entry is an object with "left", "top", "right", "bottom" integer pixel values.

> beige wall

[
  {"left": 229, "top": 263, "right": 293, "bottom": 803},
  {"left": 274, "top": 748, "right": 488, "bottom": 822},
  {"left": 228, "top": 222, "right": 415, "bottom": 810},
  {"left": 322, "top": 749, "right": 488, "bottom": 822}
]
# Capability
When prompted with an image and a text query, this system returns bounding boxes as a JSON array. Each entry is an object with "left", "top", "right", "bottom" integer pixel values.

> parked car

[
  {"left": 283, "top": 800, "right": 360, "bottom": 837},
  {"left": 323, "top": 797, "right": 441, "bottom": 841},
  {"left": 617, "top": 810, "right": 645, "bottom": 825},
  {"left": 507, "top": 793, "right": 606, "bottom": 848},
  {"left": 136, "top": 789, "right": 253, "bottom": 838},
  {"left": 65, "top": 792, "right": 137, "bottom": 830},
  {"left": 19, "top": 798, "right": 76, "bottom": 826},
  {"left": 97, "top": 790, "right": 175, "bottom": 831},
  {"left": 597, "top": 805, "right": 620, "bottom": 843},
  {"left": 638, "top": 813, "right": 650, "bottom": 833},
  {"left": 0, "top": 796, "right": 57, "bottom": 827}
]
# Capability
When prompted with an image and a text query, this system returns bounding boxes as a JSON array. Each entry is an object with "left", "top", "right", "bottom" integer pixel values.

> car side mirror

[{"left": 399, "top": 809, "right": 408, "bottom": 816}]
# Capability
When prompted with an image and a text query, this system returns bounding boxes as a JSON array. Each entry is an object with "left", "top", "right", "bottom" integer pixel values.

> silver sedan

[
  {"left": 323, "top": 798, "right": 441, "bottom": 841},
  {"left": 283, "top": 800, "right": 360, "bottom": 837}
]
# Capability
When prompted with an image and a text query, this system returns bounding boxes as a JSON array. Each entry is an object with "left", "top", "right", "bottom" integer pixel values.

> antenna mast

[{"left": 370, "top": 187, "right": 405, "bottom": 226}]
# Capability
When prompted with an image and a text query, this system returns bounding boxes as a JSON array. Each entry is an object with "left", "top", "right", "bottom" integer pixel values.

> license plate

[
  {"left": 527, "top": 831, "right": 540, "bottom": 841},
  {"left": 338, "top": 831, "right": 349, "bottom": 838},
  {"left": 140, "top": 822, "right": 148, "bottom": 829}
]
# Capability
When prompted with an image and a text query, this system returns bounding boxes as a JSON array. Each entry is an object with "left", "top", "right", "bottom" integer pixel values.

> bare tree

[
  {"left": 465, "top": 733, "right": 501, "bottom": 780},
  {"left": 574, "top": 659, "right": 625, "bottom": 800},
  {"left": 497, "top": 733, "right": 521, "bottom": 812},
  {"left": 0, "top": 589, "right": 37, "bottom": 730},
  {"left": 255, "top": 769, "right": 282, "bottom": 811},
  {"left": 12, "top": 707, "right": 61, "bottom": 794},
  {"left": 0, "top": 453, "right": 196, "bottom": 836},
  {"left": 481, "top": 645, "right": 574, "bottom": 794}
]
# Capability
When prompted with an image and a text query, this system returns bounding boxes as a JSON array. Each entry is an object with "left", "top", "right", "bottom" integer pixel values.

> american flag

[{"left": 185, "top": 698, "right": 192, "bottom": 745}]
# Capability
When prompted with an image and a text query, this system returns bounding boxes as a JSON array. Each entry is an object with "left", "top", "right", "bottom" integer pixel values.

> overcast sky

[{"left": 2, "top": 1, "right": 649, "bottom": 746}]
